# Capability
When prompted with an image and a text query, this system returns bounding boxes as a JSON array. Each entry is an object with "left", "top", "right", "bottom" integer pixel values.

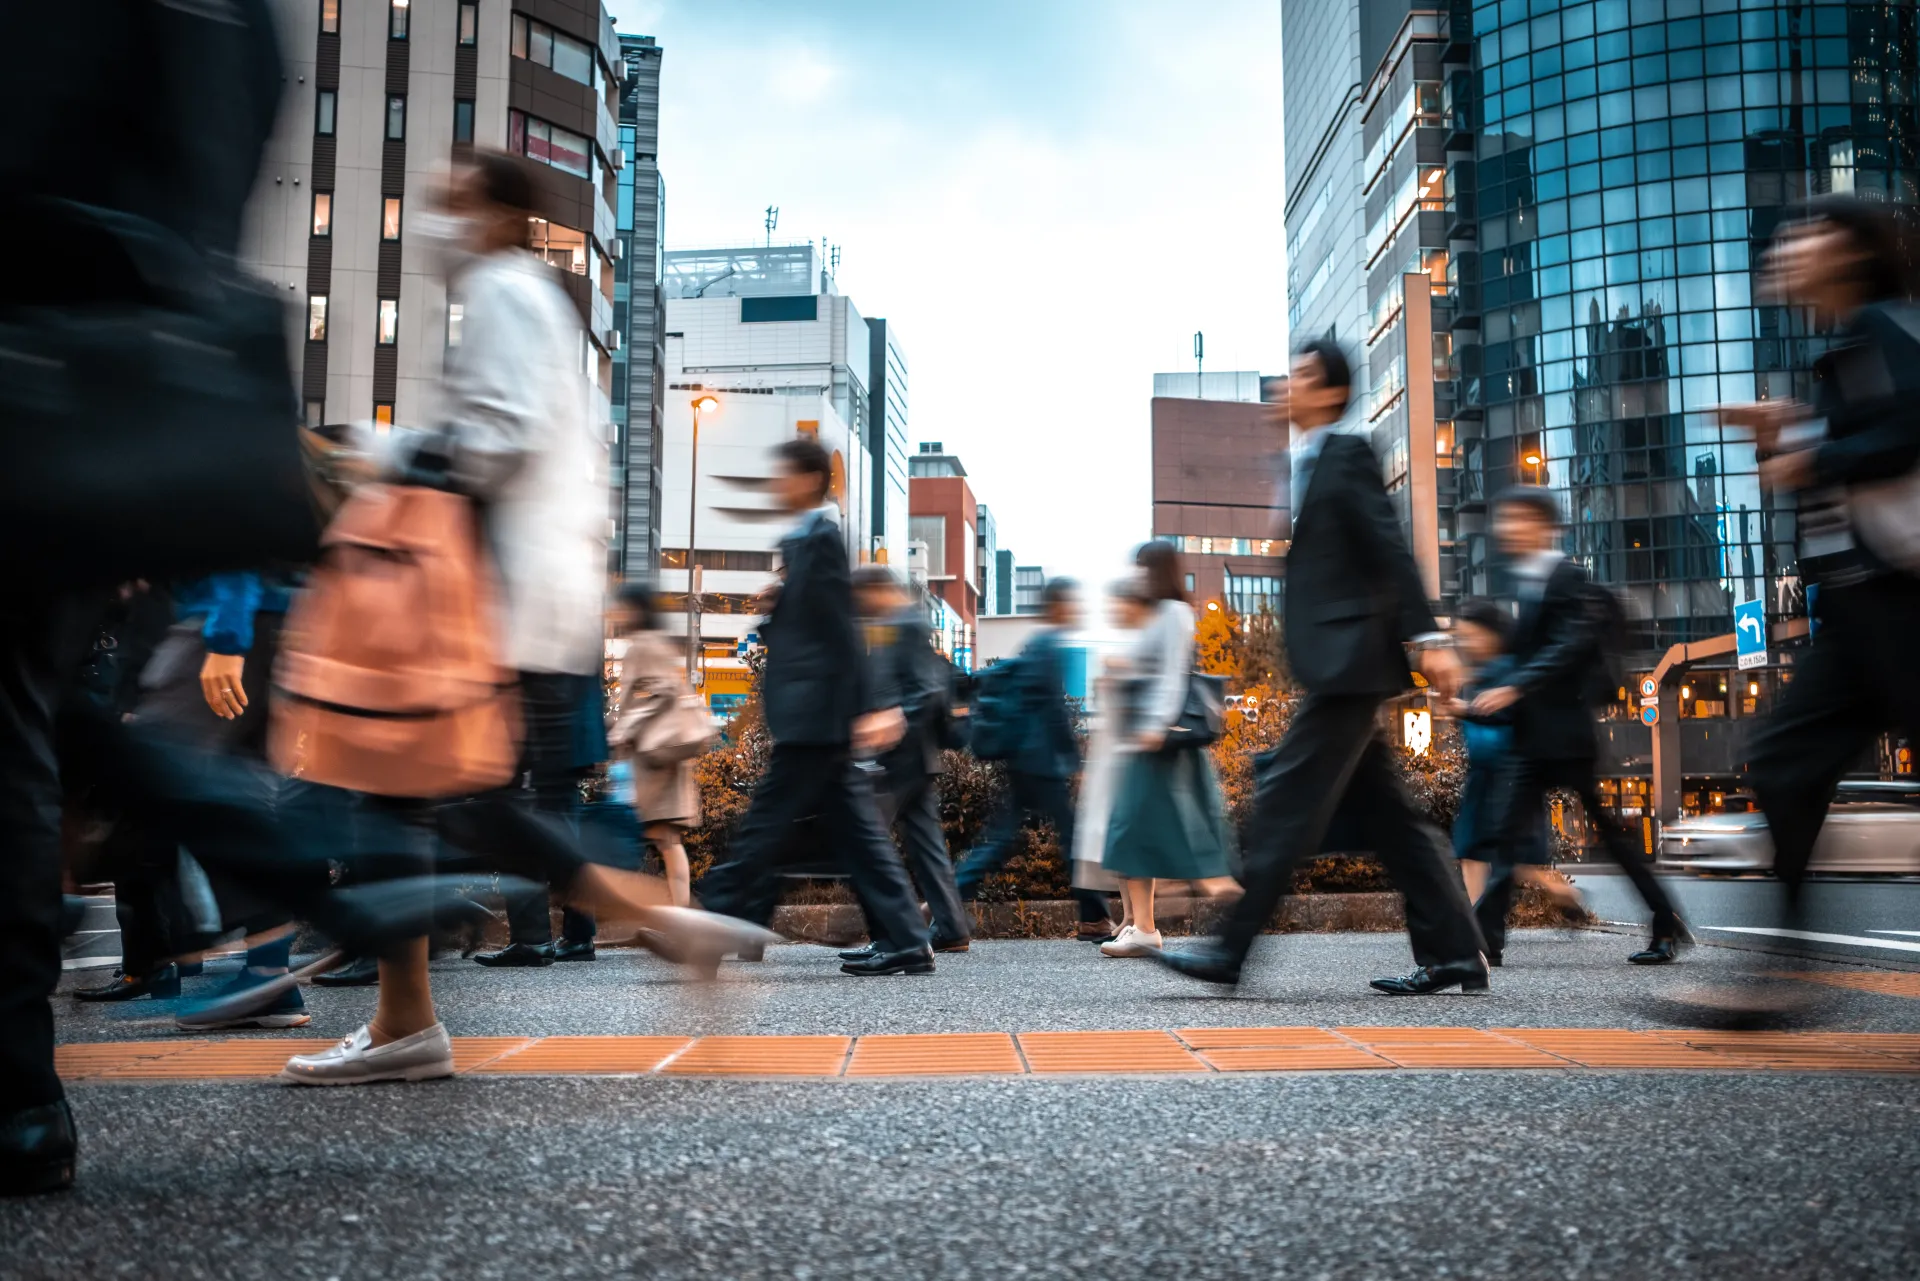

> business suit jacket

[
  {"left": 1282, "top": 431, "right": 1437, "bottom": 696},
  {"left": 866, "top": 603, "right": 945, "bottom": 783},
  {"left": 1507, "top": 558, "right": 1607, "bottom": 762},
  {"left": 1011, "top": 626, "right": 1079, "bottom": 780},
  {"left": 761, "top": 510, "right": 869, "bottom": 747}
]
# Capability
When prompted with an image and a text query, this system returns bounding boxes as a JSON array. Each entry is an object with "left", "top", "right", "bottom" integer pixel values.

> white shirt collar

[{"left": 1517, "top": 549, "right": 1565, "bottom": 578}]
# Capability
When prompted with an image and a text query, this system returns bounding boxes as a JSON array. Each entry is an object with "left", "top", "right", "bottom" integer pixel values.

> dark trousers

[
  {"left": 1749, "top": 576, "right": 1920, "bottom": 930},
  {"left": 504, "top": 671, "right": 597, "bottom": 946},
  {"left": 955, "top": 770, "right": 1109, "bottom": 923},
  {"left": 877, "top": 772, "right": 969, "bottom": 943},
  {"left": 700, "top": 743, "right": 930, "bottom": 954},
  {"left": 1, "top": 599, "right": 100, "bottom": 1113},
  {"left": 1476, "top": 754, "right": 1675, "bottom": 956},
  {"left": 1217, "top": 692, "right": 1485, "bottom": 968}
]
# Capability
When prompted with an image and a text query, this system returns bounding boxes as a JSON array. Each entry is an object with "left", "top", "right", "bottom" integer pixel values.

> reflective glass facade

[{"left": 1453, "top": 0, "right": 1920, "bottom": 656}]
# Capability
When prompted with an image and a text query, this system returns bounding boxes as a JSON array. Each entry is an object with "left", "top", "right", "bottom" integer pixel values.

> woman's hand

[
  {"left": 1136, "top": 728, "right": 1165, "bottom": 752},
  {"left": 199, "top": 653, "right": 247, "bottom": 720}
]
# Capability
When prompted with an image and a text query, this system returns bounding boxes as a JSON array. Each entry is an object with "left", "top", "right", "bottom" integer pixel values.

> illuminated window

[
  {"left": 389, "top": 0, "right": 408, "bottom": 40},
  {"left": 307, "top": 295, "right": 328, "bottom": 341},
  {"left": 458, "top": 2, "right": 477, "bottom": 45},
  {"left": 320, "top": 0, "right": 339, "bottom": 35},
  {"left": 374, "top": 403, "right": 395, "bottom": 428},
  {"left": 382, "top": 197, "right": 402, "bottom": 241},
  {"left": 311, "top": 192, "right": 332, "bottom": 237},
  {"left": 377, "top": 299, "right": 398, "bottom": 344}
]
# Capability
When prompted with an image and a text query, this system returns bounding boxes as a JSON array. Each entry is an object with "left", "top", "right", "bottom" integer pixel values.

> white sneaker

[
  {"left": 1101, "top": 926, "right": 1164, "bottom": 957},
  {"left": 278, "top": 1023, "right": 455, "bottom": 1087}
]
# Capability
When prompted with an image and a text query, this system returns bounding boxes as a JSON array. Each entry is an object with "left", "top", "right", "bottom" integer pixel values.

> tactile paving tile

[
  {"left": 1492, "top": 1029, "right": 1739, "bottom": 1070},
  {"left": 1333, "top": 1026, "right": 1569, "bottom": 1069},
  {"left": 1784, "top": 969, "right": 1920, "bottom": 1000},
  {"left": 1646, "top": 1030, "right": 1920, "bottom": 1072},
  {"left": 1201, "top": 1046, "right": 1398, "bottom": 1072},
  {"left": 452, "top": 1036, "right": 580, "bottom": 1073},
  {"left": 463, "top": 1036, "right": 689, "bottom": 1075},
  {"left": 1016, "top": 1030, "right": 1208, "bottom": 1074},
  {"left": 846, "top": 1033, "right": 1024, "bottom": 1077},
  {"left": 96, "top": 1038, "right": 334, "bottom": 1079},
  {"left": 55, "top": 1042, "right": 187, "bottom": 1080},
  {"left": 663, "top": 1036, "right": 852, "bottom": 1077},
  {"left": 1174, "top": 1026, "right": 1356, "bottom": 1050},
  {"left": 1815, "top": 1033, "right": 1920, "bottom": 1064}
]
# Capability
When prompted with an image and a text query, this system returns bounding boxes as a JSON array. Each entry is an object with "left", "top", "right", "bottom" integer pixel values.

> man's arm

[
  {"left": 1810, "top": 308, "right": 1920, "bottom": 488},
  {"left": 1507, "top": 571, "right": 1604, "bottom": 694},
  {"left": 1334, "top": 436, "right": 1438, "bottom": 638}
]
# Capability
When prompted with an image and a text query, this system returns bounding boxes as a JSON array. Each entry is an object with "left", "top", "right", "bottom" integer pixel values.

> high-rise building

[
  {"left": 247, "top": 0, "right": 624, "bottom": 453},
  {"left": 994, "top": 548, "right": 1016, "bottom": 616},
  {"left": 908, "top": 443, "right": 981, "bottom": 647},
  {"left": 867, "top": 318, "right": 911, "bottom": 564},
  {"left": 611, "top": 31, "right": 666, "bottom": 577},
  {"left": 1012, "top": 565, "right": 1048, "bottom": 616},
  {"left": 1150, "top": 375, "right": 1287, "bottom": 612},
  {"left": 1150, "top": 371, "right": 1268, "bottom": 402},
  {"left": 975, "top": 503, "right": 1000, "bottom": 616}
]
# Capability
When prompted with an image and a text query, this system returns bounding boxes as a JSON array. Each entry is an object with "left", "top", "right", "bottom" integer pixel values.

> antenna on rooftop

[
  {"left": 764, "top": 206, "right": 779, "bottom": 247},
  {"left": 830, "top": 244, "right": 842, "bottom": 277}
]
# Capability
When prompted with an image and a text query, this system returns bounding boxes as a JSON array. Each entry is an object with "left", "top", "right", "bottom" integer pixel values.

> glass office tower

[{"left": 1448, "top": 0, "right": 1919, "bottom": 655}]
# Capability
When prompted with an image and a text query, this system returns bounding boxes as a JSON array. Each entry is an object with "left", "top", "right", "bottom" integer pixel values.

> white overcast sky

[{"left": 609, "top": 0, "right": 1288, "bottom": 584}]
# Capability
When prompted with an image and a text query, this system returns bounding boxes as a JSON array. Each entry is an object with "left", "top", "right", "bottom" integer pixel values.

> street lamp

[{"left": 686, "top": 394, "right": 721, "bottom": 684}]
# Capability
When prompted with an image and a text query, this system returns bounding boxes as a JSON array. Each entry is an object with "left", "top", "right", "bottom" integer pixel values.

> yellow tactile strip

[
  {"left": 1785, "top": 969, "right": 1920, "bottom": 1000},
  {"left": 52, "top": 1026, "right": 1920, "bottom": 1082}
]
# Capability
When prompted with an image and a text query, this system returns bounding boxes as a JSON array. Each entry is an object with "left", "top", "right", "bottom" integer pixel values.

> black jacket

[
  {"left": 761, "top": 511, "right": 869, "bottom": 747},
  {"left": 1010, "top": 626, "right": 1079, "bottom": 780},
  {"left": 1805, "top": 302, "right": 1920, "bottom": 581},
  {"left": 1506, "top": 557, "right": 1607, "bottom": 762},
  {"left": 1282, "top": 431, "right": 1437, "bottom": 696},
  {"left": 865, "top": 603, "right": 946, "bottom": 781}
]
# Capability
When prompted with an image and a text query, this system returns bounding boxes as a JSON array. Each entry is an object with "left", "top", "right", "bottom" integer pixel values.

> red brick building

[
  {"left": 1150, "top": 393, "right": 1287, "bottom": 614},
  {"left": 908, "top": 443, "right": 980, "bottom": 630}
]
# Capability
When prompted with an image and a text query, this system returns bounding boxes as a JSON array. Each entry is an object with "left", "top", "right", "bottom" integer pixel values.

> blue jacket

[
  {"left": 1010, "top": 626, "right": 1079, "bottom": 780},
  {"left": 172, "top": 572, "right": 294, "bottom": 655}
]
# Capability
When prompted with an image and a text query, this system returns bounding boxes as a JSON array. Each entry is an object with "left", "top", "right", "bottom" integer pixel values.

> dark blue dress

[{"left": 1453, "top": 657, "right": 1551, "bottom": 866}]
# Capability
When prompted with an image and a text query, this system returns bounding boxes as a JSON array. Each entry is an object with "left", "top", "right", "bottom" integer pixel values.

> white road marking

[
  {"left": 1703, "top": 926, "right": 1920, "bottom": 953},
  {"left": 1867, "top": 929, "right": 1920, "bottom": 938}
]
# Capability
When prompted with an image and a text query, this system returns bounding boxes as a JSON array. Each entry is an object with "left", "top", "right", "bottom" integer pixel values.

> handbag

[
  {"left": 1844, "top": 304, "right": 1920, "bottom": 575},
  {"left": 0, "top": 199, "right": 320, "bottom": 587},
  {"left": 613, "top": 643, "right": 718, "bottom": 768},
  {"left": 1160, "top": 671, "right": 1227, "bottom": 751}
]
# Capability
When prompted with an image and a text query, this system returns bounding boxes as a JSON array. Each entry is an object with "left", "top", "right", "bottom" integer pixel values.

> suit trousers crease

[
  {"left": 1218, "top": 692, "right": 1484, "bottom": 968},
  {"left": 955, "top": 771, "right": 1109, "bottom": 924},
  {"left": 700, "top": 744, "right": 930, "bottom": 953},
  {"left": 877, "top": 774, "right": 969, "bottom": 943}
]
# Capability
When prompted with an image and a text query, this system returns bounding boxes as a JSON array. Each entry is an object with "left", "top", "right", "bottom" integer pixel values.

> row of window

[
  {"left": 316, "top": 91, "right": 438, "bottom": 143},
  {"left": 306, "top": 297, "right": 400, "bottom": 346},
  {"left": 509, "top": 109, "right": 592, "bottom": 180},
  {"left": 511, "top": 14, "right": 595, "bottom": 87},
  {"left": 1476, "top": 0, "right": 1861, "bottom": 47},
  {"left": 1157, "top": 536, "right": 1284, "bottom": 558},
  {"left": 658, "top": 549, "right": 777, "bottom": 572},
  {"left": 310, "top": 193, "right": 403, "bottom": 241},
  {"left": 320, "top": 0, "right": 479, "bottom": 45}
]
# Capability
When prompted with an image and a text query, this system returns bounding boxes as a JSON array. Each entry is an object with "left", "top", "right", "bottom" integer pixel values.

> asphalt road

[
  {"left": 10, "top": 935, "right": 1920, "bottom": 1279},
  {"left": 1575, "top": 869, "right": 1920, "bottom": 967}
]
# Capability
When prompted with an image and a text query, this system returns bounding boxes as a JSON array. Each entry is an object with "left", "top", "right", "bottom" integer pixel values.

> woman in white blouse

[{"left": 1099, "top": 543, "right": 1236, "bottom": 957}]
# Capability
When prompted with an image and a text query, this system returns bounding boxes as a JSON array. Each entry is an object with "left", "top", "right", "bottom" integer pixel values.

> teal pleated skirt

[{"left": 1101, "top": 747, "right": 1235, "bottom": 880}]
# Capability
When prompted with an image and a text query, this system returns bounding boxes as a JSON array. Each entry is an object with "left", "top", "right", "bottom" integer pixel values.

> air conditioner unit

[
  {"left": 611, "top": 147, "right": 626, "bottom": 171},
  {"left": 605, "top": 329, "right": 623, "bottom": 351},
  {"left": 612, "top": 239, "right": 625, "bottom": 259},
  {"left": 614, "top": 58, "right": 627, "bottom": 80}
]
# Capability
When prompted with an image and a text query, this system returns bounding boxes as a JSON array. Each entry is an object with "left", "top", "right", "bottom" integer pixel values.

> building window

[
  {"left": 386, "top": 96, "right": 406, "bottom": 140},
  {"left": 508, "top": 110, "right": 589, "bottom": 179},
  {"left": 741, "top": 295, "right": 819, "bottom": 323},
  {"left": 382, "top": 197, "right": 402, "bottom": 241},
  {"left": 308, "top": 295, "right": 328, "bottom": 342},
  {"left": 909, "top": 515, "right": 947, "bottom": 577},
  {"left": 377, "top": 299, "right": 398, "bottom": 344},
  {"left": 1185, "top": 573, "right": 1196, "bottom": 593},
  {"left": 311, "top": 192, "right": 332, "bottom": 237},
  {"left": 509, "top": 13, "right": 594, "bottom": 85},
  {"left": 453, "top": 99, "right": 475, "bottom": 144},
  {"left": 660, "top": 549, "right": 776, "bottom": 572},
  {"left": 447, "top": 302, "right": 464, "bottom": 349},
  {"left": 528, "top": 217, "right": 587, "bottom": 275},
  {"left": 315, "top": 89, "right": 336, "bottom": 136},
  {"left": 458, "top": 1, "right": 477, "bottom": 45},
  {"left": 320, "top": 0, "right": 339, "bottom": 35},
  {"left": 389, "top": 0, "right": 408, "bottom": 40},
  {"left": 374, "top": 403, "right": 394, "bottom": 427},
  {"left": 305, "top": 399, "right": 325, "bottom": 427}
]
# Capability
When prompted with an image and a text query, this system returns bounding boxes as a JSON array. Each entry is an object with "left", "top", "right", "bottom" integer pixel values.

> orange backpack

[{"left": 271, "top": 483, "right": 521, "bottom": 797}]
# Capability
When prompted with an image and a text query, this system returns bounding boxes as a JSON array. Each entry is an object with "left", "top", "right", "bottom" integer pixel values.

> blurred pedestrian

[
  {"left": 842, "top": 566, "right": 970, "bottom": 958},
  {"left": 1469, "top": 488, "right": 1682, "bottom": 965},
  {"left": 1706, "top": 196, "right": 1920, "bottom": 1025},
  {"left": 696, "top": 437, "right": 935, "bottom": 977},
  {"left": 1445, "top": 596, "right": 1581, "bottom": 963},
  {"left": 607, "top": 583, "right": 705, "bottom": 909},
  {"left": 956, "top": 579, "right": 1114, "bottom": 939},
  {"left": 1099, "top": 545, "right": 1236, "bottom": 957},
  {"left": 1152, "top": 340, "right": 1486, "bottom": 994}
]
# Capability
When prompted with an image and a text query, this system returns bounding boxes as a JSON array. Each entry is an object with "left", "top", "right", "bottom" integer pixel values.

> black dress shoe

[
  {"left": 1148, "top": 940, "right": 1243, "bottom": 987},
  {"left": 1369, "top": 956, "right": 1490, "bottom": 995},
  {"left": 841, "top": 946, "right": 935, "bottom": 976},
  {"left": 0, "top": 1100, "right": 76, "bottom": 1197},
  {"left": 73, "top": 964, "right": 179, "bottom": 1002},
  {"left": 177, "top": 961, "right": 204, "bottom": 978},
  {"left": 1628, "top": 937, "right": 1680, "bottom": 965},
  {"left": 312, "top": 955, "right": 381, "bottom": 987},
  {"left": 931, "top": 936, "right": 971, "bottom": 954},
  {"left": 473, "top": 942, "right": 556, "bottom": 968},
  {"left": 838, "top": 942, "right": 880, "bottom": 962},
  {"left": 553, "top": 938, "right": 596, "bottom": 962},
  {"left": 735, "top": 942, "right": 766, "bottom": 962},
  {"left": 1487, "top": 952, "right": 1504, "bottom": 968}
]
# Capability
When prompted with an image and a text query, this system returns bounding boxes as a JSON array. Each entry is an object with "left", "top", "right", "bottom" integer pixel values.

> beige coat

[{"left": 611, "top": 630, "right": 702, "bottom": 827}]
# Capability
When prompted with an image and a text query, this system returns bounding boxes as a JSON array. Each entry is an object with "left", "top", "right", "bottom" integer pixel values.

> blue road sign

[
  {"left": 1640, "top": 704, "right": 1659, "bottom": 727},
  {"left": 1734, "top": 599, "right": 1767, "bottom": 671}
]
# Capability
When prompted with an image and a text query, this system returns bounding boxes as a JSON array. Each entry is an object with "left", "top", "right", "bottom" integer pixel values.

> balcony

[{"left": 1441, "top": 1, "right": 1473, "bottom": 65}]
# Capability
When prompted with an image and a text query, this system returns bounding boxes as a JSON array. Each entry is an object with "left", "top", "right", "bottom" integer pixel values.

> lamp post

[{"left": 686, "top": 394, "right": 720, "bottom": 684}]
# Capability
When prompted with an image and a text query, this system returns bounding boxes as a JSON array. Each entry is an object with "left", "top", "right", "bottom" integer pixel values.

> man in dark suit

[
  {"left": 1154, "top": 340, "right": 1489, "bottom": 993},
  {"left": 953, "top": 580, "right": 1112, "bottom": 939},
  {"left": 841, "top": 567, "right": 970, "bottom": 954},
  {"left": 1468, "top": 486, "right": 1683, "bottom": 964},
  {"left": 697, "top": 437, "right": 935, "bottom": 977}
]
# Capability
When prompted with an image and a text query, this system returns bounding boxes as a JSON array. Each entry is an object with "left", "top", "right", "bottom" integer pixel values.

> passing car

[{"left": 1658, "top": 780, "right": 1920, "bottom": 875}]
